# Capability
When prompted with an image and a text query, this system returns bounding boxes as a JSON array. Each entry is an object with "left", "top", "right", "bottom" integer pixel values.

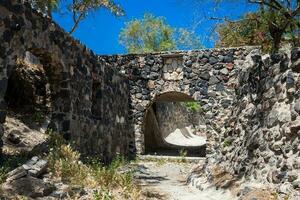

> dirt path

[{"left": 135, "top": 161, "right": 235, "bottom": 200}]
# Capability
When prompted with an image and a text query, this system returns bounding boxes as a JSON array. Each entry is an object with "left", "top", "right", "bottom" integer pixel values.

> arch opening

[
  {"left": 2, "top": 50, "right": 71, "bottom": 153},
  {"left": 143, "top": 92, "right": 207, "bottom": 157},
  {"left": 4, "top": 52, "right": 51, "bottom": 115}
]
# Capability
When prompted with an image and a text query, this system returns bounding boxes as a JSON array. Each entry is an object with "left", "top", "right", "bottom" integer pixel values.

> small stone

[
  {"left": 291, "top": 50, "right": 300, "bottom": 72},
  {"left": 294, "top": 99, "right": 300, "bottom": 113},
  {"left": 171, "top": 60, "right": 177, "bottom": 69},
  {"left": 147, "top": 80, "right": 155, "bottom": 89},
  {"left": 286, "top": 71, "right": 295, "bottom": 88},
  {"left": 291, "top": 48, "right": 300, "bottom": 62},
  {"left": 292, "top": 158, "right": 300, "bottom": 169},
  {"left": 292, "top": 180, "right": 300, "bottom": 189},
  {"left": 6, "top": 130, "right": 21, "bottom": 145},
  {"left": 223, "top": 55, "right": 233, "bottom": 63},
  {"left": 226, "top": 63, "right": 234, "bottom": 70},
  {"left": 149, "top": 72, "right": 160, "bottom": 80},
  {"left": 221, "top": 99, "right": 232, "bottom": 108},
  {"left": 277, "top": 109, "right": 291, "bottom": 124},
  {"left": 156, "top": 80, "right": 164, "bottom": 85},
  {"left": 152, "top": 64, "right": 159, "bottom": 72},
  {"left": 267, "top": 109, "right": 278, "bottom": 128},
  {"left": 268, "top": 170, "right": 283, "bottom": 184},
  {"left": 199, "top": 72, "right": 210, "bottom": 80},
  {"left": 220, "top": 68, "right": 229, "bottom": 76},
  {"left": 185, "top": 60, "right": 192, "bottom": 67},
  {"left": 6, "top": 167, "right": 27, "bottom": 182},
  {"left": 2, "top": 176, "right": 55, "bottom": 198},
  {"left": 216, "top": 83, "right": 225, "bottom": 91},
  {"left": 209, "top": 57, "right": 218, "bottom": 65},
  {"left": 271, "top": 141, "right": 282, "bottom": 152},
  {"left": 209, "top": 76, "right": 220, "bottom": 85},
  {"left": 136, "top": 104, "right": 144, "bottom": 111},
  {"left": 288, "top": 172, "right": 298, "bottom": 182},
  {"left": 289, "top": 118, "right": 300, "bottom": 135},
  {"left": 136, "top": 93, "right": 142, "bottom": 99}
]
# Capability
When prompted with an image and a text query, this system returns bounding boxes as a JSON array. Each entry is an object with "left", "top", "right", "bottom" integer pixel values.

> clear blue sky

[{"left": 53, "top": 0, "right": 257, "bottom": 55}]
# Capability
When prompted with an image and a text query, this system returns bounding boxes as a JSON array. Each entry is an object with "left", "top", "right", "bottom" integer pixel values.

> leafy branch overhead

[
  {"left": 69, "top": 0, "right": 124, "bottom": 34},
  {"left": 210, "top": 0, "right": 300, "bottom": 52},
  {"left": 32, "top": 0, "right": 124, "bottom": 34}
]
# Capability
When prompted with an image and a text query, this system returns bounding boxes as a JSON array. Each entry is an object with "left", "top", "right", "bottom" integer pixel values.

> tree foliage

[
  {"left": 68, "top": 0, "right": 124, "bottom": 34},
  {"left": 216, "top": 12, "right": 273, "bottom": 51},
  {"left": 119, "top": 13, "right": 202, "bottom": 53},
  {"left": 31, "top": 0, "right": 124, "bottom": 34},
  {"left": 196, "top": 0, "right": 300, "bottom": 52},
  {"left": 31, "top": 0, "right": 59, "bottom": 16}
]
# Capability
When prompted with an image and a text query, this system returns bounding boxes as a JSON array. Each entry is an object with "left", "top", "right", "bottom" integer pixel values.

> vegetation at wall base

[{"left": 46, "top": 129, "right": 141, "bottom": 199}]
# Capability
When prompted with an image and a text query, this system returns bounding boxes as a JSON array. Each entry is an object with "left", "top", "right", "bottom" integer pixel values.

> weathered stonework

[
  {"left": 0, "top": 0, "right": 255, "bottom": 160},
  {"left": 0, "top": 0, "right": 131, "bottom": 162},
  {"left": 100, "top": 48, "right": 254, "bottom": 154},
  {"left": 2, "top": 4, "right": 300, "bottom": 197},
  {"left": 220, "top": 48, "right": 300, "bottom": 196},
  {"left": 187, "top": 48, "right": 300, "bottom": 199}
]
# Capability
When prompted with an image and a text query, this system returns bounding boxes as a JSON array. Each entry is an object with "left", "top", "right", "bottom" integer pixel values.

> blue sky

[{"left": 53, "top": 0, "right": 257, "bottom": 55}]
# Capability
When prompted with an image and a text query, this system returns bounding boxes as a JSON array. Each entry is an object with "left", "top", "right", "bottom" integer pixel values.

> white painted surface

[{"left": 163, "top": 126, "right": 206, "bottom": 147}]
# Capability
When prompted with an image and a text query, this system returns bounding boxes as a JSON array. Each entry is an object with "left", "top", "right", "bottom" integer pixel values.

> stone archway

[
  {"left": 117, "top": 49, "right": 245, "bottom": 156},
  {"left": 143, "top": 91, "right": 207, "bottom": 156}
]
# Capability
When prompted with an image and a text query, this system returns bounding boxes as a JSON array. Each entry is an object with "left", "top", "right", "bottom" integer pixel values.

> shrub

[
  {"left": 181, "top": 102, "right": 202, "bottom": 113},
  {"left": 46, "top": 131, "right": 141, "bottom": 199},
  {"left": 179, "top": 149, "right": 187, "bottom": 162},
  {"left": 0, "top": 155, "right": 28, "bottom": 184},
  {"left": 223, "top": 138, "right": 232, "bottom": 147}
]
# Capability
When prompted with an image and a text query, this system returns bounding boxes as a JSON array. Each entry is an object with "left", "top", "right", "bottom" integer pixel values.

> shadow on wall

[
  {"left": 3, "top": 51, "right": 71, "bottom": 136},
  {"left": 143, "top": 91, "right": 207, "bottom": 157}
]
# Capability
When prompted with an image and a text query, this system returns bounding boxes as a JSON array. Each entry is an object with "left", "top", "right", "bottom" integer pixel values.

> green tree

[
  {"left": 68, "top": 0, "right": 124, "bottom": 34},
  {"left": 119, "top": 13, "right": 202, "bottom": 53},
  {"left": 32, "top": 0, "right": 59, "bottom": 16},
  {"left": 248, "top": 0, "right": 300, "bottom": 52},
  {"left": 194, "top": 0, "right": 300, "bottom": 52},
  {"left": 215, "top": 12, "right": 272, "bottom": 51},
  {"left": 216, "top": 10, "right": 300, "bottom": 52},
  {"left": 32, "top": 0, "right": 124, "bottom": 34}
]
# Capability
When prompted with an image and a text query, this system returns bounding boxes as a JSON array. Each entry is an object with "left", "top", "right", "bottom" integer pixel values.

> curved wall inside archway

[{"left": 143, "top": 92, "right": 207, "bottom": 156}]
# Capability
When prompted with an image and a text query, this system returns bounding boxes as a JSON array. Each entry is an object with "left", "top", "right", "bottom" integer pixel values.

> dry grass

[
  {"left": 241, "top": 188, "right": 278, "bottom": 200},
  {"left": 210, "top": 166, "right": 235, "bottom": 188},
  {"left": 46, "top": 130, "right": 141, "bottom": 200}
]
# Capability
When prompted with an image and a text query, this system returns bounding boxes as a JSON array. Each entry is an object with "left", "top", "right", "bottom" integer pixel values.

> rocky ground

[
  {"left": 135, "top": 160, "right": 235, "bottom": 200},
  {"left": 2, "top": 113, "right": 49, "bottom": 156},
  {"left": 1, "top": 113, "right": 299, "bottom": 200}
]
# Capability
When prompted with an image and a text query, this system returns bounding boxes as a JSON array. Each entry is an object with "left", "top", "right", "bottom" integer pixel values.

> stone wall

[
  {"left": 0, "top": 0, "right": 131, "bottom": 162},
  {"left": 0, "top": 0, "right": 258, "bottom": 159},
  {"left": 193, "top": 48, "right": 300, "bottom": 197},
  {"left": 100, "top": 47, "right": 254, "bottom": 154}
]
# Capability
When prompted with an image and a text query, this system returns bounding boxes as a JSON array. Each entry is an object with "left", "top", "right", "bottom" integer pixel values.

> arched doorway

[{"left": 143, "top": 92, "right": 207, "bottom": 157}]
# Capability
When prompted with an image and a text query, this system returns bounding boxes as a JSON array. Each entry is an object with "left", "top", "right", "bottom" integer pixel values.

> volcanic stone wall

[
  {"left": 5, "top": 5, "right": 300, "bottom": 191},
  {"left": 0, "top": 0, "right": 131, "bottom": 162},
  {"left": 215, "top": 48, "right": 300, "bottom": 189},
  {"left": 99, "top": 47, "right": 254, "bottom": 155}
]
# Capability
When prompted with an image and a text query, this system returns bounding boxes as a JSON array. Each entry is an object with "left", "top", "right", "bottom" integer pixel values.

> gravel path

[{"left": 135, "top": 161, "right": 235, "bottom": 200}]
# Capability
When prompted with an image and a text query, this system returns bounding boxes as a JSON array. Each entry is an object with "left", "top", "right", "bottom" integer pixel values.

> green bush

[
  {"left": 181, "top": 102, "right": 202, "bottom": 113},
  {"left": 223, "top": 138, "right": 232, "bottom": 147},
  {"left": 0, "top": 155, "right": 28, "bottom": 184}
]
